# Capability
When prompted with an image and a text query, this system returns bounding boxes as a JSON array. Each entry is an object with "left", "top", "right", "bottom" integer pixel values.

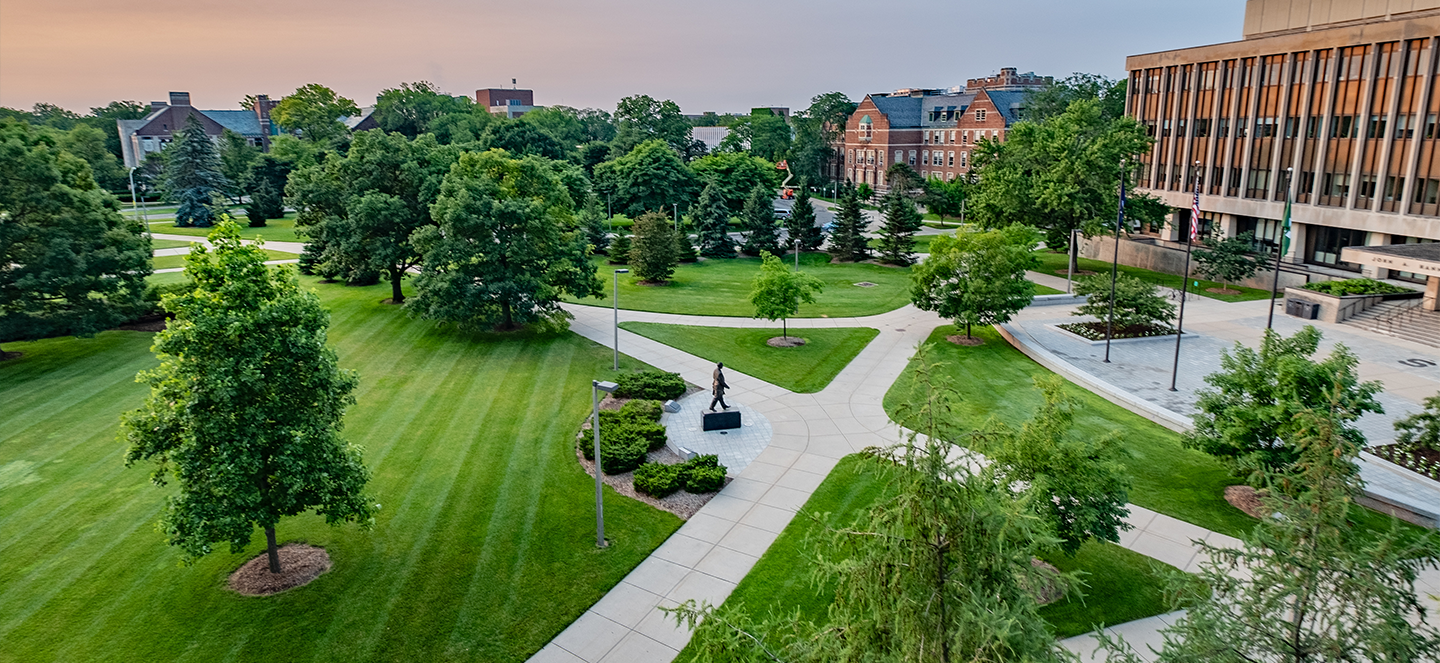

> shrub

[
  {"left": 633, "top": 462, "right": 684, "bottom": 496},
  {"left": 607, "top": 234, "right": 631, "bottom": 265},
  {"left": 685, "top": 465, "right": 726, "bottom": 493},
  {"left": 580, "top": 399, "right": 668, "bottom": 473},
  {"left": 1302, "top": 278, "right": 1410, "bottom": 296},
  {"left": 615, "top": 371, "right": 686, "bottom": 401},
  {"left": 621, "top": 398, "right": 663, "bottom": 422},
  {"left": 1073, "top": 274, "right": 1176, "bottom": 330}
]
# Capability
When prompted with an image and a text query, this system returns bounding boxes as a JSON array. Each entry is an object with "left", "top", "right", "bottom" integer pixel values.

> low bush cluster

[
  {"left": 614, "top": 370, "right": 687, "bottom": 401},
  {"left": 633, "top": 454, "right": 727, "bottom": 497},
  {"left": 580, "top": 399, "right": 667, "bottom": 474},
  {"left": 1302, "top": 278, "right": 1410, "bottom": 296}
]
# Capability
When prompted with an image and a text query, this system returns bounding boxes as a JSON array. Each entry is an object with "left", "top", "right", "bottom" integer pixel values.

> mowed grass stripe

[{"left": 0, "top": 332, "right": 155, "bottom": 454}]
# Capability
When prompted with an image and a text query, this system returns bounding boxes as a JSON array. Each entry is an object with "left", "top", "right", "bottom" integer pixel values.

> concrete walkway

[{"left": 528, "top": 301, "right": 1266, "bottom": 663}]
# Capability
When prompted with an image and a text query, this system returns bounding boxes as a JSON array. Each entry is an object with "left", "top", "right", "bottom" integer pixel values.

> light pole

[
  {"left": 613, "top": 268, "right": 629, "bottom": 371},
  {"left": 591, "top": 379, "right": 619, "bottom": 548},
  {"left": 794, "top": 238, "right": 801, "bottom": 270},
  {"left": 128, "top": 167, "right": 150, "bottom": 239}
]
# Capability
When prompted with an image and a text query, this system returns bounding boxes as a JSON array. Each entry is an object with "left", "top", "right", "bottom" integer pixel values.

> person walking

[{"left": 708, "top": 362, "right": 730, "bottom": 412}]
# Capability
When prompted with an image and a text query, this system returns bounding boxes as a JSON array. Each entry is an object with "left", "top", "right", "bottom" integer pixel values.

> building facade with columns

[{"left": 1126, "top": 0, "right": 1440, "bottom": 284}]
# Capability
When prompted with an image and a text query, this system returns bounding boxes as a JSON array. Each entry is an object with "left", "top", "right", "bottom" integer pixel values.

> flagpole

[
  {"left": 1103, "top": 160, "right": 1126, "bottom": 363},
  {"left": 1169, "top": 164, "right": 1201, "bottom": 392},
  {"left": 1266, "top": 167, "right": 1294, "bottom": 330}
]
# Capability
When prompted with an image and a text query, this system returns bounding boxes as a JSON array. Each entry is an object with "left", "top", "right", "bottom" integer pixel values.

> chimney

[
  {"left": 150, "top": 101, "right": 167, "bottom": 110},
  {"left": 169, "top": 92, "right": 191, "bottom": 106},
  {"left": 254, "top": 94, "right": 273, "bottom": 152}
]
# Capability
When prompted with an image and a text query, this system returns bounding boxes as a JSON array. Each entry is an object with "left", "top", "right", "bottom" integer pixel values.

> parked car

[{"left": 773, "top": 207, "right": 792, "bottom": 219}]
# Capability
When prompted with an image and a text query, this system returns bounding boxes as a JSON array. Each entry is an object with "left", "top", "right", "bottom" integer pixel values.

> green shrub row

[
  {"left": 633, "top": 454, "right": 727, "bottom": 497},
  {"left": 579, "top": 399, "right": 667, "bottom": 474},
  {"left": 1302, "top": 278, "right": 1411, "bottom": 296},
  {"left": 614, "top": 370, "right": 687, "bottom": 401}
]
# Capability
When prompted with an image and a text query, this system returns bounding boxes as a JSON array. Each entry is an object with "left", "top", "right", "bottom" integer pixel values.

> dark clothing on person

[{"left": 709, "top": 366, "right": 729, "bottom": 411}]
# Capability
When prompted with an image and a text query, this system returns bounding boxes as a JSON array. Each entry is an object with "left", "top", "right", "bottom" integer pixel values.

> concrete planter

[
  {"left": 1029, "top": 293, "right": 1087, "bottom": 307},
  {"left": 1045, "top": 323, "right": 1181, "bottom": 346},
  {"left": 1282, "top": 287, "right": 1419, "bottom": 323}
]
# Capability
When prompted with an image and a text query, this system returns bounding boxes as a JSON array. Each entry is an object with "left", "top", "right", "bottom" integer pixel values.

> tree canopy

[
  {"left": 121, "top": 221, "right": 374, "bottom": 574},
  {"left": 374, "top": 81, "right": 473, "bottom": 138},
  {"left": 910, "top": 225, "right": 1039, "bottom": 339},
  {"left": 271, "top": 83, "right": 359, "bottom": 145},
  {"left": 612, "top": 94, "right": 692, "bottom": 155},
  {"left": 689, "top": 152, "right": 781, "bottom": 212},
  {"left": 749, "top": 251, "right": 823, "bottom": 339},
  {"left": 0, "top": 120, "right": 151, "bottom": 354},
  {"left": 408, "top": 149, "right": 602, "bottom": 330},
  {"left": 1194, "top": 231, "right": 1263, "bottom": 291},
  {"left": 592, "top": 139, "right": 699, "bottom": 217}
]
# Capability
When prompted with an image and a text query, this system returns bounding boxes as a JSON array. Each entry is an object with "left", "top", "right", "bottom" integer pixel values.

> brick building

[
  {"left": 118, "top": 92, "right": 278, "bottom": 168},
  {"left": 1126, "top": 0, "right": 1439, "bottom": 283},
  {"left": 477, "top": 88, "right": 538, "bottom": 118},
  {"left": 841, "top": 68, "right": 1051, "bottom": 190}
]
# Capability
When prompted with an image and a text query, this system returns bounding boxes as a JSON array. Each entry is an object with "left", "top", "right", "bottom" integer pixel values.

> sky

[{"left": 0, "top": 0, "right": 1245, "bottom": 115}]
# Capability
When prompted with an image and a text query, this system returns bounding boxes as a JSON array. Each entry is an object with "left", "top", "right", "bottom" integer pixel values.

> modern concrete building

[
  {"left": 1125, "top": 0, "right": 1439, "bottom": 285},
  {"left": 841, "top": 68, "right": 1051, "bottom": 190}
]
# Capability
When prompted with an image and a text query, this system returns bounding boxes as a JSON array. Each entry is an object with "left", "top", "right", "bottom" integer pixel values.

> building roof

[
  {"left": 204, "top": 110, "right": 264, "bottom": 136},
  {"left": 341, "top": 107, "right": 377, "bottom": 130},
  {"left": 982, "top": 90, "right": 1030, "bottom": 125},
  {"left": 868, "top": 95, "right": 923, "bottom": 128}
]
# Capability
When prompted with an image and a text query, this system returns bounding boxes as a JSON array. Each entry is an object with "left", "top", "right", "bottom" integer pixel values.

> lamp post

[
  {"left": 128, "top": 167, "right": 149, "bottom": 239},
  {"left": 591, "top": 380, "right": 619, "bottom": 548},
  {"left": 613, "top": 269, "right": 628, "bottom": 371}
]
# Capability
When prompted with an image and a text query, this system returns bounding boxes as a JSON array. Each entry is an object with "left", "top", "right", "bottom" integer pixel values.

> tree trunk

[
  {"left": 965, "top": 320, "right": 971, "bottom": 339},
  {"left": 502, "top": 301, "right": 514, "bottom": 330},
  {"left": 389, "top": 269, "right": 404, "bottom": 304},
  {"left": 265, "top": 525, "right": 282, "bottom": 574},
  {"left": 783, "top": 318, "right": 787, "bottom": 341}
]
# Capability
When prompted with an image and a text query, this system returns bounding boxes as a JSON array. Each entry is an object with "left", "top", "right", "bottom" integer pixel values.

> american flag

[{"left": 1190, "top": 174, "right": 1202, "bottom": 244}]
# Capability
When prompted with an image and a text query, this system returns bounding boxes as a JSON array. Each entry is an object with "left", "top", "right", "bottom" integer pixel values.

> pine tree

[
  {"left": 695, "top": 181, "right": 735, "bottom": 258},
  {"left": 739, "top": 184, "right": 780, "bottom": 257},
  {"left": 827, "top": 185, "right": 870, "bottom": 262},
  {"left": 165, "top": 115, "right": 228, "bottom": 228},
  {"left": 241, "top": 154, "right": 289, "bottom": 228},
  {"left": 629, "top": 211, "right": 679, "bottom": 283},
  {"left": 876, "top": 188, "right": 922, "bottom": 266},
  {"left": 785, "top": 183, "right": 824, "bottom": 252},
  {"left": 607, "top": 233, "right": 632, "bottom": 265},
  {"left": 579, "top": 194, "right": 610, "bottom": 255},
  {"left": 675, "top": 232, "right": 699, "bottom": 263}
]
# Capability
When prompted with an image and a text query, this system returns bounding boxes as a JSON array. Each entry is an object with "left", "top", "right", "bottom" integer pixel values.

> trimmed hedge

[
  {"left": 615, "top": 371, "right": 687, "bottom": 401},
  {"left": 685, "top": 465, "right": 726, "bottom": 493},
  {"left": 581, "top": 399, "right": 667, "bottom": 474},
  {"left": 634, "top": 462, "right": 684, "bottom": 496},
  {"left": 1302, "top": 278, "right": 1410, "bottom": 296},
  {"left": 632, "top": 454, "right": 728, "bottom": 497}
]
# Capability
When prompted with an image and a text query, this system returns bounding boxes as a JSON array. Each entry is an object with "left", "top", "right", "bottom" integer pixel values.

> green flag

[{"left": 1280, "top": 188, "right": 1293, "bottom": 256}]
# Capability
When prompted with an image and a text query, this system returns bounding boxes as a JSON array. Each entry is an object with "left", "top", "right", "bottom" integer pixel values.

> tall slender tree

[
  {"left": 876, "top": 188, "right": 922, "bottom": 266},
  {"left": 695, "top": 181, "right": 735, "bottom": 258},
  {"left": 121, "top": 221, "right": 374, "bottom": 575},
  {"left": 784, "top": 183, "right": 824, "bottom": 251},
  {"left": 165, "top": 115, "right": 227, "bottom": 227},
  {"left": 826, "top": 185, "right": 870, "bottom": 262},
  {"left": 739, "top": 183, "right": 781, "bottom": 257},
  {"left": 629, "top": 211, "right": 679, "bottom": 283}
]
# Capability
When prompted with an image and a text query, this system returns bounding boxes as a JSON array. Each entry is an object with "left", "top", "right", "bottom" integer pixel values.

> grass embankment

[
  {"left": 676, "top": 456, "right": 1178, "bottom": 662},
  {"left": 886, "top": 325, "right": 1257, "bottom": 537},
  {"left": 151, "top": 248, "right": 295, "bottom": 271},
  {"left": 569, "top": 253, "right": 915, "bottom": 318},
  {"left": 152, "top": 213, "right": 303, "bottom": 243},
  {"left": 0, "top": 278, "right": 681, "bottom": 662},
  {"left": 618, "top": 323, "right": 878, "bottom": 393},
  {"left": 1032, "top": 251, "right": 1271, "bottom": 303}
]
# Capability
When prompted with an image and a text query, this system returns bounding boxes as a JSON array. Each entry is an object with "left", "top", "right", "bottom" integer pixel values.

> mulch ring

[
  {"left": 767, "top": 336, "right": 807, "bottom": 348},
  {"left": 635, "top": 280, "right": 670, "bottom": 287},
  {"left": 0, "top": 351, "right": 22, "bottom": 361},
  {"left": 1054, "top": 269, "right": 1098, "bottom": 276},
  {"left": 1204, "top": 287, "right": 1242, "bottom": 295},
  {"left": 1026, "top": 558, "right": 1065, "bottom": 606},
  {"left": 227, "top": 544, "right": 332, "bottom": 596},
  {"left": 946, "top": 334, "right": 984, "bottom": 346},
  {"left": 1225, "top": 485, "right": 1276, "bottom": 520}
]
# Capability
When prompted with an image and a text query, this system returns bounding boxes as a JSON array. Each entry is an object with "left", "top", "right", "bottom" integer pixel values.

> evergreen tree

[
  {"left": 607, "top": 233, "right": 631, "bottom": 265},
  {"left": 784, "top": 183, "right": 824, "bottom": 251},
  {"left": 165, "top": 115, "right": 228, "bottom": 227},
  {"left": 578, "top": 193, "right": 610, "bottom": 255},
  {"left": 739, "top": 183, "right": 780, "bottom": 257},
  {"left": 876, "top": 188, "right": 922, "bottom": 266},
  {"left": 695, "top": 181, "right": 735, "bottom": 258},
  {"left": 629, "top": 211, "right": 679, "bottom": 283},
  {"left": 827, "top": 185, "right": 870, "bottom": 262},
  {"left": 121, "top": 221, "right": 374, "bottom": 574},
  {"left": 241, "top": 154, "right": 289, "bottom": 228},
  {"left": 675, "top": 232, "right": 699, "bottom": 263},
  {"left": 0, "top": 120, "right": 152, "bottom": 356}
]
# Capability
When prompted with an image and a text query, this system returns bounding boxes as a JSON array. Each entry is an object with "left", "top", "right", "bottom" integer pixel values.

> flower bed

[
  {"left": 1056, "top": 321, "right": 1175, "bottom": 341},
  {"left": 1302, "top": 278, "right": 1411, "bottom": 296},
  {"left": 1372, "top": 443, "right": 1440, "bottom": 482}
]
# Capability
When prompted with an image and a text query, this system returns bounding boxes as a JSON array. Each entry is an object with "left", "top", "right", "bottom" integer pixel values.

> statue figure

[{"left": 708, "top": 362, "right": 730, "bottom": 412}]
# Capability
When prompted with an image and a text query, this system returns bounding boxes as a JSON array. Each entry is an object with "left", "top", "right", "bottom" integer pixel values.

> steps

[{"left": 1343, "top": 300, "right": 1440, "bottom": 348}]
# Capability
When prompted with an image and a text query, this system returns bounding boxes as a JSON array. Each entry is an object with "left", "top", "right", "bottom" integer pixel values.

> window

[
  {"left": 1425, "top": 114, "right": 1438, "bottom": 140},
  {"left": 1322, "top": 172, "right": 1351, "bottom": 198},
  {"left": 1306, "top": 226, "right": 1367, "bottom": 270},
  {"left": 1384, "top": 176, "right": 1406, "bottom": 201},
  {"left": 961, "top": 152, "right": 968, "bottom": 167},
  {"left": 975, "top": 109, "right": 987, "bottom": 122},
  {"left": 1416, "top": 179, "right": 1440, "bottom": 205},
  {"left": 894, "top": 150, "right": 903, "bottom": 164},
  {"left": 947, "top": 151, "right": 954, "bottom": 167},
  {"left": 847, "top": 149, "right": 854, "bottom": 164},
  {"left": 1237, "top": 117, "right": 1248, "bottom": 138},
  {"left": 1218, "top": 118, "right": 1230, "bottom": 138},
  {"left": 1283, "top": 117, "right": 1300, "bottom": 138},
  {"left": 859, "top": 115, "right": 873, "bottom": 140},
  {"left": 1330, "top": 115, "right": 1356, "bottom": 139},
  {"left": 922, "top": 151, "right": 930, "bottom": 165},
  {"left": 1367, "top": 115, "right": 1387, "bottom": 139},
  {"left": 962, "top": 131, "right": 969, "bottom": 144},
  {"left": 908, "top": 150, "right": 916, "bottom": 165},
  {"left": 1394, "top": 115, "right": 1415, "bottom": 139},
  {"left": 1255, "top": 117, "right": 1276, "bottom": 138},
  {"left": 949, "top": 131, "right": 956, "bottom": 143},
  {"left": 922, "top": 133, "right": 930, "bottom": 144}
]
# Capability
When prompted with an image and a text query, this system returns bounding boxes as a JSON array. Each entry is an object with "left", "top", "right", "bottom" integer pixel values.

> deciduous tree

[
  {"left": 1072, "top": 274, "right": 1175, "bottom": 332},
  {"left": 689, "top": 152, "right": 781, "bottom": 212},
  {"left": 121, "top": 221, "right": 374, "bottom": 574},
  {"left": 922, "top": 176, "right": 967, "bottom": 225},
  {"left": 749, "top": 252, "right": 823, "bottom": 340},
  {"left": 612, "top": 94, "right": 692, "bottom": 155},
  {"left": 0, "top": 120, "right": 151, "bottom": 355},
  {"left": 408, "top": 150, "right": 602, "bottom": 330},
  {"left": 1194, "top": 231, "right": 1262, "bottom": 292},
  {"left": 910, "top": 226, "right": 1038, "bottom": 339},
  {"left": 628, "top": 211, "right": 679, "bottom": 284},
  {"left": 373, "top": 81, "right": 471, "bottom": 138},
  {"left": 592, "top": 139, "right": 699, "bottom": 218},
  {"left": 271, "top": 83, "right": 359, "bottom": 145}
]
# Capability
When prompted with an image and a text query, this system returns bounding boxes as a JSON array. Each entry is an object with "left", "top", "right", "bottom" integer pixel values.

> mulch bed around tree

[
  {"left": 227, "top": 544, "right": 332, "bottom": 596},
  {"left": 946, "top": 334, "right": 984, "bottom": 346},
  {"left": 635, "top": 280, "right": 670, "bottom": 287},
  {"left": 1056, "top": 321, "right": 1175, "bottom": 341},
  {"left": 1054, "top": 269, "right": 1098, "bottom": 276},
  {"left": 1204, "top": 287, "right": 1242, "bottom": 295},
  {"left": 1224, "top": 485, "right": 1273, "bottom": 520},
  {"left": 0, "top": 351, "right": 22, "bottom": 361},
  {"left": 767, "top": 336, "right": 807, "bottom": 348}
]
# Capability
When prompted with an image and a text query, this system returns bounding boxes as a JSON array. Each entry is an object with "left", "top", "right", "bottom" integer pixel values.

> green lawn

[
  {"left": 567, "top": 253, "right": 916, "bottom": 318},
  {"left": 885, "top": 325, "right": 1257, "bottom": 537},
  {"left": 152, "top": 212, "right": 303, "bottom": 243},
  {"left": 618, "top": 323, "right": 879, "bottom": 393},
  {"left": 1032, "top": 251, "right": 1272, "bottom": 303},
  {"left": 150, "top": 238, "right": 196, "bottom": 250},
  {"left": 867, "top": 233, "right": 954, "bottom": 254},
  {"left": 152, "top": 248, "right": 295, "bottom": 271},
  {"left": 0, "top": 278, "right": 681, "bottom": 662},
  {"left": 676, "top": 456, "right": 1176, "bottom": 661}
]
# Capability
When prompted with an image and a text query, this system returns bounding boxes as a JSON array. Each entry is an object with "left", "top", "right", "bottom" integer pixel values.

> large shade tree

[
  {"left": 592, "top": 139, "right": 699, "bottom": 217},
  {"left": 373, "top": 81, "right": 473, "bottom": 138},
  {"left": 611, "top": 94, "right": 692, "bottom": 155},
  {"left": 121, "top": 221, "right": 374, "bottom": 575},
  {"left": 271, "top": 83, "right": 359, "bottom": 145},
  {"left": 689, "top": 152, "right": 781, "bottom": 212},
  {"left": 408, "top": 150, "right": 602, "bottom": 330},
  {"left": 910, "top": 225, "right": 1039, "bottom": 340},
  {"left": 0, "top": 120, "right": 151, "bottom": 356},
  {"left": 286, "top": 131, "right": 462, "bottom": 303}
]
